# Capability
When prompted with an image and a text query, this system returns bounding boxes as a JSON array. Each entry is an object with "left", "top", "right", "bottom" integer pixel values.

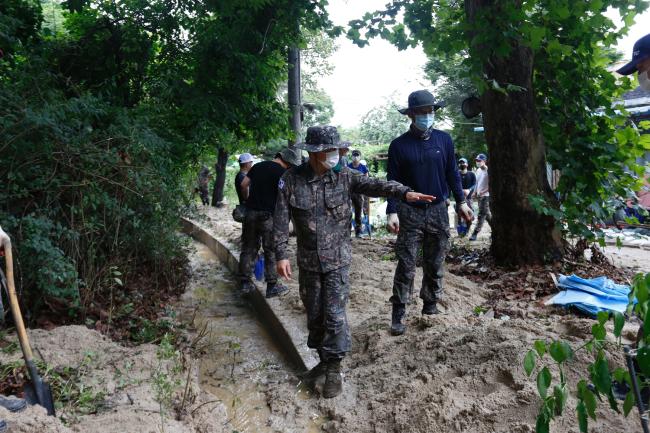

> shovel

[{"left": 0, "top": 226, "right": 55, "bottom": 416}]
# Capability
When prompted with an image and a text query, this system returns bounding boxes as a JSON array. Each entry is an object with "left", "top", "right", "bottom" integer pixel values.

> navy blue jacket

[{"left": 386, "top": 127, "right": 464, "bottom": 214}]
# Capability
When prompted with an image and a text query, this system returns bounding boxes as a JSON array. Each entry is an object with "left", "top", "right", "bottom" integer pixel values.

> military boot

[
  {"left": 298, "top": 361, "right": 327, "bottom": 383},
  {"left": 266, "top": 282, "right": 288, "bottom": 298},
  {"left": 422, "top": 301, "right": 439, "bottom": 315},
  {"left": 322, "top": 360, "right": 342, "bottom": 399},
  {"left": 240, "top": 280, "right": 256, "bottom": 297},
  {"left": 390, "top": 303, "right": 406, "bottom": 336}
]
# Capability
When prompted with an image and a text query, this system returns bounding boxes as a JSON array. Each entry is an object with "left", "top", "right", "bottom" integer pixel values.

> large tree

[
  {"left": 349, "top": 0, "right": 648, "bottom": 266},
  {"left": 463, "top": 0, "right": 563, "bottom": 265}
]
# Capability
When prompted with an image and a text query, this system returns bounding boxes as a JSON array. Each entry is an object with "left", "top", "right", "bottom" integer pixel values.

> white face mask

[
  {"left": 352, "top": 156, "right": 361, "bottom": 163},
  {"left": 322, "top": 150, "right": 340, "bottom": 170},
  {"left": 639, "top": 70, "right": 650, "bottom": 91}
]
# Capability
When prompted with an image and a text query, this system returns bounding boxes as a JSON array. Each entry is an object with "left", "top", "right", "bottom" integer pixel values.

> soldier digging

[{"left": 273, "top": 125, "right": 434, "bottom": 398}]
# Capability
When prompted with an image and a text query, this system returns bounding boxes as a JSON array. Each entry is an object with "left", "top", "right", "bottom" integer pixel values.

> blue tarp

[{"left": 546, "top": 274, "right": 634, "bottom": 316}]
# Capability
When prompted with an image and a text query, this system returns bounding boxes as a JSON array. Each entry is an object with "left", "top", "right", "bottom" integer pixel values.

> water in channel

[{"left": 181, "top": 240, "right": 323, "bottom": 433}]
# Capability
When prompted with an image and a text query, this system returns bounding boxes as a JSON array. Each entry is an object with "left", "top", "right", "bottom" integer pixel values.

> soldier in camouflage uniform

[
  {"left": 197, "top": 165, "right": 211, "bottom": 206},
  {"left": 274, "top": 126, "right": 433, "bottom": 398}
]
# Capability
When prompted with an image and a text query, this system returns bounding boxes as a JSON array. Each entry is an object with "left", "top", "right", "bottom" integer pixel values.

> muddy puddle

[{"left": 181, "top": 241, "right": 323, "bottom": 433}]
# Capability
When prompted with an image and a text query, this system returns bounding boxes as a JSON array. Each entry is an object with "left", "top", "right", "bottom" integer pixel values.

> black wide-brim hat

[
  {"left": 397, "top": 89, "right": 445, "bottom": 114},
  {"left": 617, "top": 33, "right": 650, "bottom": 76},
  {"left": 296, "top": 125, "right": 351, "bottom": 152}
]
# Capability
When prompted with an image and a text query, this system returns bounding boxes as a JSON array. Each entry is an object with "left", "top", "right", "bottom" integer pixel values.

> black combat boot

[
  {"left": 299, "top": 350, "right": 327, "bottom": 383},
  {"left": 265, "top": 282, "right": 288, "bottom": 298},
  {"left": 422, "top": 301, "right": 439, "bottom": 315},
  {"left": 240, "top": 280, "right": 256, "bottom": 296},
  {"left": 322, "top": 360, "right": 342, "bottom": 399},
  {"left": 390, "top": 303, "right": 406, "bottom": 336}
]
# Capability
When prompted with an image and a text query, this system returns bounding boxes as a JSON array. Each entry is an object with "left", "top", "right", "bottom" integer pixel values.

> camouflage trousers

[
  {"left": 351, "top": 193, "right": 365, "bottom": 235},
  {"left": 198, "top": 185, "right": 210, "bottom": 205},
  {"left": 298, "top": 266, "right": 351, "bottom": 361},
  {"left": 472, "top": 196, "right": 492, "bottom": 236},
  {"left": 238, "top": 209, "right": 278, "bottom": 286},
  {"left": 390, "top": 202, "right": 450, "bottom": 305}
]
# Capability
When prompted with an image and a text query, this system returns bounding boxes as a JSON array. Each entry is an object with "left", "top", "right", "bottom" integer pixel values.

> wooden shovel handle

[{"left": 0, "top": 226, "right": 34, "bottom": 361}]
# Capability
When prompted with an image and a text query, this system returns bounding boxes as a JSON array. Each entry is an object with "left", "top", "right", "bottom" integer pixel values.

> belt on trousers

[{"left": 405, "top": 199, "right": 446, "bottom": 209}]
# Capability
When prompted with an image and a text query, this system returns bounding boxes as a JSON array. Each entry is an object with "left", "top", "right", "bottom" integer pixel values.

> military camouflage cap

[
  {"left": 277, "top": 147, "right": 302, "bottom": 167},
  {"left": 296, "top": 126, "right": 351, "bottom": 152}
]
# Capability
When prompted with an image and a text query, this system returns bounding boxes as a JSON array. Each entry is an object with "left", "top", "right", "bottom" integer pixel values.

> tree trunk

[
  {"left": 465, "top": 0, "right": 564, "bottom": 266},
  {"left": 211, "top": 148, "right": 228, "bottom": 207}
]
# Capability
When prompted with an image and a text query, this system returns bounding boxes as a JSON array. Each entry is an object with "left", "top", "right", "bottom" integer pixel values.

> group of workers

[
  {"left": 232, "top": 89, "right": 470, "bottom": 398},
  {"left": 216, "top": 33, "right": 650, "bottom": 400}
]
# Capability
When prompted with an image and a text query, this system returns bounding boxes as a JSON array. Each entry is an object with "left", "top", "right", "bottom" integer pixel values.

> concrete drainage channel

[
  {"left": 180, "top": 217, "right": 316, "bottom": 372},
  {"left": 180, "top": 218, "right": 328, "bottom": 431}
]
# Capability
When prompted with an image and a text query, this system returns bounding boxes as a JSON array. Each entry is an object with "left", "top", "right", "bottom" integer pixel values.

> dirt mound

[{"left": 0, "top": 306, "right": 226, "bottom": 433}]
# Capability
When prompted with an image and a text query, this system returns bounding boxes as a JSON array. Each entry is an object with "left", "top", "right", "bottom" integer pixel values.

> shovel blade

[{"left": 23, "top": 381, "right": 55, "bottom": 416}]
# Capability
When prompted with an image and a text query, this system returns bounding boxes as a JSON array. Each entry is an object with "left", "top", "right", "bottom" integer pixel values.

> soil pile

[{"left": 201, "top": 206, "right": 645, "bottom": 433}]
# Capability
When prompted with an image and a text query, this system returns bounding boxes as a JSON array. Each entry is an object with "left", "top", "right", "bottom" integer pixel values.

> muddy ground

[
  {"left": 0, "top": 242, "right": 239, "bottom": 433},
  {"left": 0, "top": 204, "right": 647, "bottom": 433},
  {"left": 198, "top": 205, "right": 647, "bottom": 433}
]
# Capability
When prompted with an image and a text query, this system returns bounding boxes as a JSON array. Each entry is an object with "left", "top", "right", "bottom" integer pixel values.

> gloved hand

[
  {"left": 387, "top": 213, "right": 399, "bottom": 234},
  {"left": 459, "top": 202, "right": 473, "bottom": 223}
]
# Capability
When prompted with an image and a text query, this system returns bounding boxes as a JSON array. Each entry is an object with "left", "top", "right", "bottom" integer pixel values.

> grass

[
  {"left": 151, "top": 332, "right": 184, "bottom": 429},
  {"left": 0, "top": 353, "right": 106, "bottom": 424}
]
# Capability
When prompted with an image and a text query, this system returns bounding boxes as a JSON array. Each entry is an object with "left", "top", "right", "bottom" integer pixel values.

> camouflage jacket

[{"left": 274, "top": 163, "right": 411, "bottom": 272}]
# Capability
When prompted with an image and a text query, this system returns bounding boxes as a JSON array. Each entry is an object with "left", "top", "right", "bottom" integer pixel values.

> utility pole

[{"left": 288, "top": 46, "right": 301, "bottom": 146}]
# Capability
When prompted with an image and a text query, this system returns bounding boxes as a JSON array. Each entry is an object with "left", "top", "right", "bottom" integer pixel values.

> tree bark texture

[
  {"left": 211, "top": 147, "right": 228, "bottom": 207},
  {"left": 465, "top": 0, "right": 564, "bottom": 266}
]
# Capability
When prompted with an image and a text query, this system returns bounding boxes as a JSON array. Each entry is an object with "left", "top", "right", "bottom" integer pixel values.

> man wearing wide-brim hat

[
  {"left": 386, "top": 90, "right": 473, "bottom": 336},
  {"left": 273, "top": 125, "right": 433, "bottom": 398}
]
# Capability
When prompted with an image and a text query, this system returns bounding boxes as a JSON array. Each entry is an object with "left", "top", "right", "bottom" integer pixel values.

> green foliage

[
  {"left": 303, "top": 87, "right": 335, "bottom": 128},
  {"left": 0, "top": 0, "right": 42, "bottom": 57},
  {"left": 0, "top": 0, "right": 335, "bottom": 319},
  {"left": 359, "top": 99, "right": 410, "bottom": 145},
  {"left": 1, "top": 54, "right": 187, "bottom": 313},
  {"left": 151, "top": 333, "right": 183, "bottom": 425},
  {"left": 523, "top": 273, "right": 650, "bottom": 432},
  {"left": 0, "top": 215, "right": 79, "bottom": 310}
]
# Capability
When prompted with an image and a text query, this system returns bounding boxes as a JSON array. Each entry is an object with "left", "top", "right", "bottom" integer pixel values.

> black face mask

[{"left": 459, "top": 165, "right": 467, "bottom": 170}]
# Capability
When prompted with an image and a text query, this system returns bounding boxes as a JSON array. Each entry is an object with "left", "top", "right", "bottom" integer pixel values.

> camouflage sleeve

[
  {"left": 273, "top": 172, "right": 291, "bottom": 262},
  {"left": 350, "top": 171, "right": 411, "bottom": 199}
]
